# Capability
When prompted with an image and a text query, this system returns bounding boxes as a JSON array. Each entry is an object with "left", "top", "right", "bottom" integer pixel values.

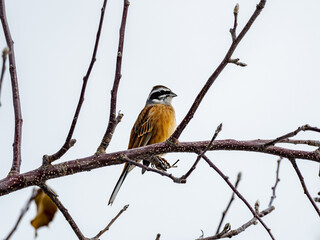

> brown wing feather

[{"left": 128, "top": 105, "right": 154, "bottom": 149}]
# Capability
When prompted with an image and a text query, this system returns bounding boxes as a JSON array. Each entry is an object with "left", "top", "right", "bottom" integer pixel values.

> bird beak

[{"left": 170, "top": 91, "right": 177, "bottom": 98}]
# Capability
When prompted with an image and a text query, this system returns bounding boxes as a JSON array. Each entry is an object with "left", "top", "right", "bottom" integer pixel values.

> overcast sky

[{"left": 0, "top": 0, "right": 319, "bottom": 239}]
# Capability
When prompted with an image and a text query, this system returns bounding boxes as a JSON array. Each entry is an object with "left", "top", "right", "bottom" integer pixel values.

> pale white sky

[{"left": 0, "top": 0, "right": 319, "bottom": 239}]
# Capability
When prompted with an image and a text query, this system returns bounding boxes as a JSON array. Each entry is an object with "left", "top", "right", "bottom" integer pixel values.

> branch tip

[{"left": 234, "top": 3, "right": 239, "bottom": 14}]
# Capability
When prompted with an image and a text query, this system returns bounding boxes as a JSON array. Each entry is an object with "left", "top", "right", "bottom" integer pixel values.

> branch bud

[{"left": 234, "top": 3, "right": 239, "bottom": 14}]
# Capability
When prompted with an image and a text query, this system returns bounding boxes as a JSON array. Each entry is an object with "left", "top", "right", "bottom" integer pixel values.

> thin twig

[
  {"left": 263, "top": 124, "right": 320, "bottom": 148},
  {"left": 197, "top": 206, "right": 274, "bottom": 240},
  {"left": 201, "top": 154, "right": 275, "bottom": 240},
  {"left": 4, "top": 188, "right": 37, "bottom": 240},
  {"left": 280, "top": 139, "right": 320, "bottom": 147},
  {"left": 44, "top": 0, "right": 109, "bottom": 164},
  {"left": 40, "top": 184, "right": 87, "bottom": 240},
  {"left": 216, "top": 172, "right": 242, "bottom": 234},
  {"left": 229, "top": 3, "right": 239, "bottom": 41},
  {"left": 96, "top": 0, "right": 130, "bottom": 154},
  {"left": 269, "top": 158, "right": 282, "bottom": 207},
  {"left": 0, "top": 46, "right": 9, "bottom": 106},
  {"left": 122, "top": 156, "right": 185, "bottom": 183},
  {"left": 180, "top": 123, "right": 222, "bottom": 181},
  {"left": 289, "top": 158, "right": 320, "bottom": 216},
  {"left": 170, "top": 0, "right": 266, "bottom": 140},
  {"left": 0, "top": 0, "right": 23, "bottom": 175},
  {"left": 93, "top": 204, "right": 129, "bottom": 239},
  {"left": 228, "top": 58, "right": 247, "bottom": 67}
]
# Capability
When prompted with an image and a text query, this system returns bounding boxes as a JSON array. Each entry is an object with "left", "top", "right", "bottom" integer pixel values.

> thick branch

[
  {"left": 40, "top": 184, "right": 87, "bottom": 240},
  {"left": 1, "top": 138, "right": 320, "bottom": 196},
  {"left": 96, "top": 0, "right": 130, "bottom": 154},
  {"left": 0, "top": 0, "right": 23, "bottom": 175},
  {"left": 170, "top": 0, "right": 266, "bottom": 140},
  {"left": 44, "top": 0, "right": 109, "bottom": 164}
]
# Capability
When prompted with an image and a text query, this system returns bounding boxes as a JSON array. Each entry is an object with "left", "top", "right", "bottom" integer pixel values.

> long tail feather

[{"left": 108, "top": 164, "right": 131, "bottom": 205}]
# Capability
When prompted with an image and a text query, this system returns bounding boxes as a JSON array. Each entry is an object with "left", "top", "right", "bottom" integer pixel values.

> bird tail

[{"left": 108, "top": 164, "right": 132, "bottom": 205}]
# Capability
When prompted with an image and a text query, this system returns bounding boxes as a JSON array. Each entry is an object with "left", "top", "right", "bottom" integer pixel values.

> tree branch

[
  {"left": 40, "top": 184, "right": 87, "bottom": 240},
  {"left": 263, "top": 124, "right": 319, "bottom": 148},
  {"left": 0, "top": 0, "right": 23, "bottom": 175},
  {"left": 269, "top": 158, "right": 282, "bottom": 207},
  {"left": 92, "top": 204, "right": 129, "bottom": 239},
  {"left": 170, "top": 0, "right": 266, "bottom": 140},
  {"left": 201, "top": 154, "right": 275, "bottom": 240},
  {"left": 96, "top": 0, "right": 130, "bottom": 154},
  {"left": 202, "top": 206, "right": 275, "bottom": 240},
  {"left": 216, "top": 172, "right": 242, "bottom": 234},
  {"left": 1, "top": 136, "right": 320, "bottom": 196},
  {"left": 289, "top": 158, "right": 320, "bottom": 216},
  {"left": 229, "top": 3, "right": 239, "bottom": 41},
  {"left": 4, "top": 188, "right": 37, "bottom": 240},
  {"left": 180, "top": 123, "right": 222, "bottom": 181},
  {"left": 201, "top": 153, "right": 282, "bottom": 240},
  {"left": 43, "top": 0, "right": 109, "bottom": 164}
]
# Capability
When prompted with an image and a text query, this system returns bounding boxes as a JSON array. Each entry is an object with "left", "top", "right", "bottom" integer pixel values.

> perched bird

[{"left": 108, "top": 85, "right": 177, "bottom": 205}]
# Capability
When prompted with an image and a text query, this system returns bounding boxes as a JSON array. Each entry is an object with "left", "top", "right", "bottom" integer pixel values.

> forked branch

[
  {"left": 170, "top": 0, "right": 266, "bottom": 140},
  {"left": 43, "top": 0, "right": 109, "bottom": 164},
  {"left": 96, "top": 0, "right": 130, "bottom": 154}
]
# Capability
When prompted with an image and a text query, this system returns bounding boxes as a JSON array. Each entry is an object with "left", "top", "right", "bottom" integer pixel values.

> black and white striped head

[{"left": 146, "top": 85, "right": 177, "bottom": 105}]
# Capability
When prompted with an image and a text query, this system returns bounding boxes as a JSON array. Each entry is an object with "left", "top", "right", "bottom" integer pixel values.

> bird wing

[{"left": 128, "top": 105, "right": 154, "bottom": 149}]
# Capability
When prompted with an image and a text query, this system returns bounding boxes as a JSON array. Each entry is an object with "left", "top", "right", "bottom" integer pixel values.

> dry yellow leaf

[{"left": 30, "top": 189, "right": 57, "bottom": 236}]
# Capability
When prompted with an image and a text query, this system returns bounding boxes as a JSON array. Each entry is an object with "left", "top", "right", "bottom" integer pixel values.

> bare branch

[
  {"left": 269, "top": 158, "right": 282, "bottom": 207},
  {"left": 201, "top": 157, "right": 281, "bottom": 240},
  {"left": 170, "top": 0, "right": 266, "bottom": 140},
  {"left": 0, "top": 0, "right": 23, "bottom": 175},
  {"left": 289, "top": 158, "right": 320, "bottom": 216},
  {"left": 40, "top": 184, "right": 86, "bottom": 240},
  {"left": 44, "top": 0, "right": 109, "bottom": 164},
  {"left": 228, "top": 58, "right": 247, "bottom": 67},
  {"left": 216, "top": 172, "right": 242, "bottom": 234},
  {"left": 4, "top": 188, "right": 37, "bottom": 240},
  {"left": 280, "top": 139, "right": 320, "bottom": 147},
  {"left": 122, "top": 156, "right": 185, "bottom": 183},
  {"left": 96, "top": 0, "right": 130, "bottom": 154},
  {"left": 92, "top": 204, "right": 129, "bottom": 239},
  {"left": 229, "top": 3, "right": 239, "bottom": 41},
  {"left": 0, "top": 46, "right": 9, "bottom": 106},
  {"left": 201, "top": 154, "right": 275, "bottom": 240},
  {"left": 1, "top": 136, "right": 320, "bottom": 196},
  {"left": 180, "top": 123, "right": 223, "bottom": 181},
  {"left": 263, "top": 124, "right": 320, "bottom": 148},
  {"left": 197, "top": 207, "right": 275, "bottom": 240}
]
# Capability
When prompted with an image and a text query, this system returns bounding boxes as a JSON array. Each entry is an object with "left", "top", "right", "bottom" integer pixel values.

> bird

[{"left": 108, "top": 85, "right": 177, "bottom": 205}]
